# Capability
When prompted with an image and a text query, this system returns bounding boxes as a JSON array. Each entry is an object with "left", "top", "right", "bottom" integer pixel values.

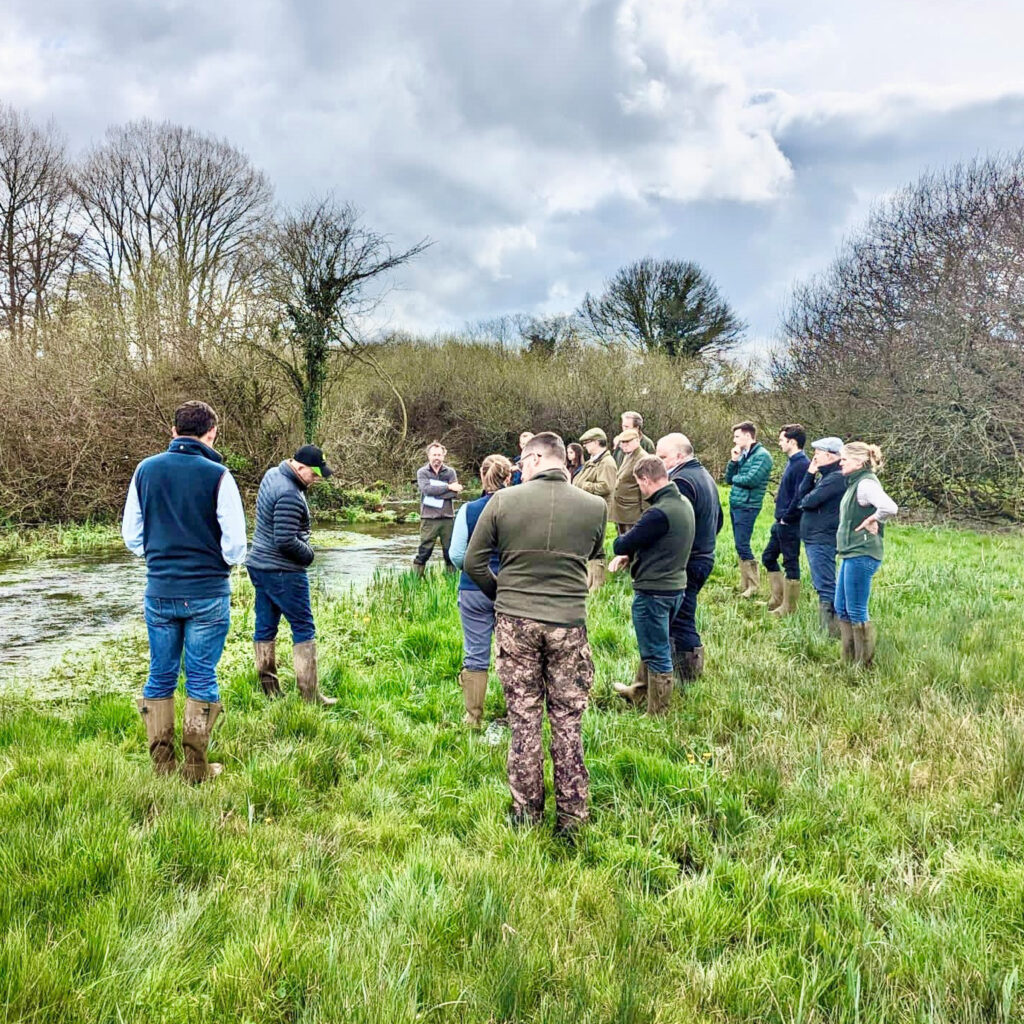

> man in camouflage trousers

[{"left": 465, "top": 432, "right": 607, "bottom": 836}]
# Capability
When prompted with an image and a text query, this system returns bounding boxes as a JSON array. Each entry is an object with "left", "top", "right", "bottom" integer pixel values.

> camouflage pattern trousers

[{"left": 495, "top": 614, "right": 595, "bottom": 828}]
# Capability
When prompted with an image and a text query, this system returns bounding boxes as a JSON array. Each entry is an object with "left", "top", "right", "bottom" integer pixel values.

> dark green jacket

[
  {"left": 724, "top": 442, "right": 773, "bottom": 510},
  {"left": 612, "top": 483, "right": 694, "bottom": 592},
  {"left": 837, "top": 469, "right": 885, "bottom": 561},
  {"left": 464, "top": 468, "right": 607, "bottom": 627}
]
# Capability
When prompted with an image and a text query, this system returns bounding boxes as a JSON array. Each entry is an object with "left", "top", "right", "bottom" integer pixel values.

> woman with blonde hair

[
  {"left": 835, "top": 442, "right": 898, "bottom": 666},
  {"left": 449, "top": 454, "right": 514, "bottom": 726}
]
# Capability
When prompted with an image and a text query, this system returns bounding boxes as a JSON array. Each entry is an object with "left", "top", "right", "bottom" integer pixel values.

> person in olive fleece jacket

[
  {"left": 797, "top": 436, "right": 847, "bottom": 634},
  {"left": 724, "top": 420, "right": 773, "bottom": 598},
  {"left": 464, "top": 432, "right": 606, "bottom": 837},
  {"left": 761, "top": 424, "right": 810, "bottom": 617},
  {"left": 610, "top": 455, "right": 695, "bottom": 716}
]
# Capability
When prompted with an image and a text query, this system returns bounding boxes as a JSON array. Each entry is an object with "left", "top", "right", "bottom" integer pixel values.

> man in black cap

[{"left": 246, "top": 444, "right": 337, "bottom": 706}]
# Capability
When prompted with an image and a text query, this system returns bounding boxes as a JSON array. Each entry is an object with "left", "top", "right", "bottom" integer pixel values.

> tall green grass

[{"left": 1, "top": 512, "right": 1023, "bottom": 1022}]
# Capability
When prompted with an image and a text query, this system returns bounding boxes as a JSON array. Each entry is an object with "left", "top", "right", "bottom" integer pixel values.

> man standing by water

[
  {"left": 610, "top": 456, "right": 694, "bottom": 714},
  {"left": 464, "top": 432, "right": 607, "bottom": 838},
  {"left": 724, "top": 421, "right": 773, "bottom": 599},
  {"left": 123, "top": 400, "right": 247, "bottom": 783},
  {"left": 656, "top": 433, "right": 723, "bottom": 682},
  {"left": 572, "top": 427, "right": 617, "bottom": 590},
  {"left": 247, "top": 445, "right": 338, "bottom": 706},
  {"left": 413, "top": 442, "right": 463, "bottom": 575}
]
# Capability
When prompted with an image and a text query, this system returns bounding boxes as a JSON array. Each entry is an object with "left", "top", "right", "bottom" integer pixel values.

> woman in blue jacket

[{"left": 449, "top": 454, "right": 513, "bottom": 727}]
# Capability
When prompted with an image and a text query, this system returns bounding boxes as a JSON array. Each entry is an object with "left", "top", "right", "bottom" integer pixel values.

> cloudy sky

[{"left": 4, "top": 0, "right": 1024, "bottom": 352}]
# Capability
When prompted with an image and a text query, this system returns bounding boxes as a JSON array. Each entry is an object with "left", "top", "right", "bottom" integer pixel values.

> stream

[{"left": 0, "top": 524, "right": 422, "bottom": 684}]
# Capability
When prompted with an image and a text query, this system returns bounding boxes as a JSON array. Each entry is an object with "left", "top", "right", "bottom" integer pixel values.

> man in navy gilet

[{"left": 122, "top": 401, "right": 247, "bottom": 783}]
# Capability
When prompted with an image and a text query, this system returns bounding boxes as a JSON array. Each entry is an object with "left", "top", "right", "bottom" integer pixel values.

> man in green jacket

[
  {"left": 610, "top": 455, "right": 695, "bottom": 715},
  {"left": 611, "top": 429, "right": 645, "bottom": 533},
  {"left": 613, "top": 411, "right": 656, "bottom": 465},
  {"left": 573, "top": 427, "right": 617, "bottom": 590},
  {"left": 464, "top": 432, "right": 607, "bottom": 838},
  {"left": 724, "top": 420, "right": 773, "bottom": 598}
]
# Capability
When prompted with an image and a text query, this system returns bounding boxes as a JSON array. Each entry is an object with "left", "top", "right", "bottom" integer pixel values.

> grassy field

[{"left": 2, "top": 513, "right": 1024, "bottom": 1023}]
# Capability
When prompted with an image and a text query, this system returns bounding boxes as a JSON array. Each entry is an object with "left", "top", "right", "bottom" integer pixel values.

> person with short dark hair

[
  {"left": 123, "top": 400, "right": 247, "bottom": 783},
  {"left": 725, "top": 420, "right": 773, "bottom": 598},
  {"left": 761, "top": 423, "right": 810, "bottom": 617},
  {"left": 656, "top": 432, "right": 724, "bottom": 682},
  {"left": 464, "top": 431, "right": 607, "bottom": 838},
  {"left": 610, "top": 455, "right": 695, "bottom": 715},
  {"left": 797, "top": 436, "right": 847, "bottom": 635},
  {"left": 413, "top": 442, "right": 463, "bottom": 574},
  {"left": 247, "top": 445, "right": 338, "bottom": 706}
]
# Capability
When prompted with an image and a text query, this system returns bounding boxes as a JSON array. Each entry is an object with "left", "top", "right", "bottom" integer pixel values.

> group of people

[
  {"left": 123, "top": 398, "right": 897, "bottom": 840},
  {"left": 410, "top": 413, "right": 897, "bottom": 836},
  {"left": 125, "top": 401, "right": 338, "bottom": 783}
]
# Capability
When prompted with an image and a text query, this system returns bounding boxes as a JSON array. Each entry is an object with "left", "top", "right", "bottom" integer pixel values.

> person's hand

[
  {"left": 730, "top": 444, "right": 742, "bottom": 461},
  {"left": 807, "top": 452, "right": 820, "bottom": 472},
  {"left": 608, "top": 554, "right": 630, "bottom": 573},
  {"left": 450, "top": 482, "right": 463, "bottom": 493},
  {"left": 855, "top": 514, "right": 880, "bottom": 535}
]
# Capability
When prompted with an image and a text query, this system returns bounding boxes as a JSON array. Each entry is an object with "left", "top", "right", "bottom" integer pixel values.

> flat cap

[
  {"left": 811, "top": 436, "right": 843, "bottom": 454},
  {"left": 579, "top": 427, "right": 607, "bottom": 443}
]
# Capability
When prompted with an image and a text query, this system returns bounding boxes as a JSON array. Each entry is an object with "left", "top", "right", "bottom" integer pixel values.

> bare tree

[
  {"left": 0, "top": 104, "right": 80, "bottom": 346},
  {"left": 773, "top": 154, "right": 1024, "bottom": 519},
  {"left": 578, "top": 257, "right": 745, "bottom": 357},
  {"left": 259, "top": 197, "right": 430, "bottom": 443},
  {"left": 74, "top": 119, "right": 272, "bottom": 358}
]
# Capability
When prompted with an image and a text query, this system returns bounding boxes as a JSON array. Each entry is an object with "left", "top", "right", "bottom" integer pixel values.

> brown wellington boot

[
  {"left": 739, "top": 559, "right": 760, "bottom": 598},
  {"left": 138, "top": 696, "right": 176, "bottom": 775},
  {"left": 766, "top": 571, "right": 784, "bottom": 611},
  {"left": 646, "top": 671, "right": 674, "bottom": 715},
  {"left": 674, "top": 646, "right": 705, "bottom": 686},
  {"left": 254, "top": 641, "right": 282, "bottom": 697},
  {"left": 181, "top": 698, "right": 223, "bottom": 783},
  {"left": 819, "top": 602, "right": 840, "bottom": 636},
  {"left": 838, "top": 620, "right": 856, "bottom": 663},
  {"left": 853, "top": 622, "right": 876, "bottom": 667},
  {"left": 614, "top": 662, "right": 648, "bottom": 705},
  {"left": 460, "top": 669, "right": 487, "bottom": 728},
  {"left": 771, "top": 579, "right": 800, "bottom": 618},
  {"left": 293, "top": 640, "right": 338, "bottom": 706},
  {"left": 587, "top": 560, "right": 607, "bottom": 592},
  {"left": 412, "top": 561, "right": 425, "bottom": 578}
]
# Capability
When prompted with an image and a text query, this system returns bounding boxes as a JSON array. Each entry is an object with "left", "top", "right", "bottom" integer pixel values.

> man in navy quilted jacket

[{"left": 247, "top": 444, "right": 337, "bottom": 706}]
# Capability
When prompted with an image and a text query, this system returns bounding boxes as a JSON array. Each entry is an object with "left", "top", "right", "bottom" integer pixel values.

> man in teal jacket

[{"left": 724, "top": 420, "right": 773, "bottom": 598}]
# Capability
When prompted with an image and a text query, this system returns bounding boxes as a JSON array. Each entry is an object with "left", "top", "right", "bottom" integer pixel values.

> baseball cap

[
  {"left": 579, "top": 427, "right": 607, "bottom": 443},
  {"left": 811, "top": 436, "right": 843, "bottom": 455},
  {"left": 293, "top": 444, "right": 334, "bottom": 478}
]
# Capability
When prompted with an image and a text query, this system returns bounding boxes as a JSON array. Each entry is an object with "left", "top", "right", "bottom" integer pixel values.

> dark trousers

[
  {"left": 729, "top": 506, "right": 759, "bottom": 561},
  {"left": 248, "top": 567, "right": 316, "bottom": 643},
  {"left": 669, "top": 556, "right": 714, "bottom": 653},
  {"left": 761, "top": 521, "right": 801, "bottom": 580},
  {"left": 415, "top": 517, "right": 454, "bottom": 566}
]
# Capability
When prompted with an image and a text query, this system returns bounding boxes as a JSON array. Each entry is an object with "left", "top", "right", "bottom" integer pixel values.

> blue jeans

[
  {"left": 834, "top": 556, "right": 881, "bottom": 623},
  {"left": 143, "top": 596, "right": 231, "bottom": 702},
  {"left": 669, "top": 556, "right": 714, "bottom": 652},
  {"left": 730, "top": 506, "right": 760, "bottom": 562},
  {"left": 632, "top": 591, "right": 685, "bottom": 674},
  {"left": 805, "top": 542, "right": 838, "bottom": 608},
  {"left": 458, "top": 588, "right": 496, "bottom": 671},
  {"left": 247, "top": 568, "right": 316, "bottom": 643}
]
